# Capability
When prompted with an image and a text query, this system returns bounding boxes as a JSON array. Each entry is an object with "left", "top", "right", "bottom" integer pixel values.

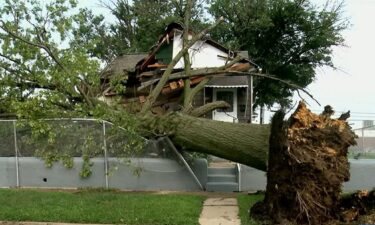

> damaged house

[{"left": 101, "top": 22, "right": 260, "bottom": 123}]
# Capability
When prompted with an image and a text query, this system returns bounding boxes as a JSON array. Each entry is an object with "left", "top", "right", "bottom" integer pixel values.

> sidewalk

[{"left": 199, "top": 198, "right": 240, "bottom": 225}]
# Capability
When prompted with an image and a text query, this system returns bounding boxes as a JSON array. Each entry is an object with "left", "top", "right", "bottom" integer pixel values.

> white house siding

[{"left": 172, "top": 32, "right": 230, "bottom": 69}]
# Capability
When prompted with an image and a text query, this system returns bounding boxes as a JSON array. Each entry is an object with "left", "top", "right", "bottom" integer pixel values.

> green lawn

[
  {"left": 348, "top": 152, "right": 375, "bottom": 159},
  {"left": 0, "top": 188, "right": 206, "bottom": 225},
  {"left": 237, "top": 194, "right": 264, "bottom": 225}
]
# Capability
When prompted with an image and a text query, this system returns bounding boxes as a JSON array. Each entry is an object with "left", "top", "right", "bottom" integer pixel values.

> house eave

[{"left": 205, "top": 85, "right": 248, "bottom": 88}]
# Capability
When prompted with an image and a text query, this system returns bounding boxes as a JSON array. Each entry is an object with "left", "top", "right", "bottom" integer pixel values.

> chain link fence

[
  {"left": 0, "top": 119, "right": 203, "bottom": 190},
  {"left": 0, "top": 118, "right": 181, "bottom": 158}
]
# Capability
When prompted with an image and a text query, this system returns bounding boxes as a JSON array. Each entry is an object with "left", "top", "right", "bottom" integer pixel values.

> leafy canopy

[
  {"left": 86, "top": 0, "right": 210, "bottom": 62},
  {"left": 210, "top": 0, "right": 348, "bottom": 107},
  {"left": 0, "top": 0, "right": 102, "bottom": 118}
]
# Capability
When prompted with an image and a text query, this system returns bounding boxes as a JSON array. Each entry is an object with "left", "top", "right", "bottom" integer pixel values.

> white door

[{"left": 212, "top": 88, "right": 238, "bottom": 122}]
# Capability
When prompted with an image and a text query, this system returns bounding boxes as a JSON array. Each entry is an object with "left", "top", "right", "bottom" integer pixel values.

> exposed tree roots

[{"left": 251, "top": 102, "right": 357, "bottom": 225}]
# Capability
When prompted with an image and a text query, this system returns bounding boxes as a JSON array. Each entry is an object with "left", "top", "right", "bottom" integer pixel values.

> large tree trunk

[
  {"left": 173, "top": 114, "right": 270, "bottom": 171},
  {"left": 140, "top": 113, "right": 270, "bottom": 171}
]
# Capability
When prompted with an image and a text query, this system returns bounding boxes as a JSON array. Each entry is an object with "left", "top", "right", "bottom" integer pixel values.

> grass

[
  {"left": 237, "top": 194, "right": 264, "bottom": 225},
  {"left": 0, "top": 188, "right": 206, "bottom": 225},
  {"left": 348, "top": 152, "right": 375, "bottom": 159}
]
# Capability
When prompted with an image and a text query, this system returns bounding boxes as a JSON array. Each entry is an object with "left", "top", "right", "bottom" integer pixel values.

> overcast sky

[
  {"left": 299, "top": 0, "right": 375, "bottom": 128},
  {"left": 79, "top": 0, "right": 375, "bottom": 128}
]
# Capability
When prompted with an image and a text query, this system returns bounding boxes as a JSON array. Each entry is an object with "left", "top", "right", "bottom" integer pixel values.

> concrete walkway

[{"left": 199, "top": 198, "right": 240, "bottom": 225}]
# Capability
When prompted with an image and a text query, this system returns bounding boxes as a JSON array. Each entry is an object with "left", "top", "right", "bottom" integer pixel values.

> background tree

[
  {"left": 80, "top": 0, "right": 210, "bottom": 62},
  {"left": 209, "top": 0, "right": 348, "bottom": 108}
]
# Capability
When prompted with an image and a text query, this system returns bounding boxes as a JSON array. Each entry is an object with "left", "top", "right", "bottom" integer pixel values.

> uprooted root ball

[{"left": 251, "top": 102, "right": 356, "bottom": 225}]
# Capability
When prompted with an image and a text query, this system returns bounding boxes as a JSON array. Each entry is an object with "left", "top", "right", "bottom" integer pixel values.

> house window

[
  {"left": 216, "top": 91, "right": 233, "bottom": 112},
  {"left": 155, "top": 43, "right": 173, "bottom": 65}
]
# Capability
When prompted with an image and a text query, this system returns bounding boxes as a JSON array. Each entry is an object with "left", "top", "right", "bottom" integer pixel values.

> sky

[
  {"left": 298, "top": 0, "right": 375, "bottom": 128},
  {"left": 78, "top": 0, "right": 375, "bottom": 128}
]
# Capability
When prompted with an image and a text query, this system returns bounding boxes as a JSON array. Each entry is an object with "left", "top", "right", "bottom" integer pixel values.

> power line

[
  {"left": 348, "top": 119, "right": 375, "bottom": 122},
  {"left": 310, "top": 110, "right": 375, "bottom": 115}
]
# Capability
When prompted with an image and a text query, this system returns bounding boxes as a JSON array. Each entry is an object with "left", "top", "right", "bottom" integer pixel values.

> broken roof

[
  {"left": 102, "top": 53, "right": 148, "bottom": 76},
  {"left": 162, "top": 22, "right": 237, "bottom": 55},
  {"left": 140, "top": 22, "right": 260, "bottom": 71}
]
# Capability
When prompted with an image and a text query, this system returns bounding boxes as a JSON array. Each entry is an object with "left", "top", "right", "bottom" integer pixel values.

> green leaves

[
  {"left": 210, "top": 0, "right": 348, "bottom": 107},
  {"left": 97, "top": 0, "right": 209, "bottom": 58},
  {"left": 0, "top": 0, "right": 104, "bottom": 117}
]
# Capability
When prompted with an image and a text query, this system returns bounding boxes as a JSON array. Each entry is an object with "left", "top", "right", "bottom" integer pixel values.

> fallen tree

[{"left": 140, "top": 101, "right": 361, "bottom": 225}]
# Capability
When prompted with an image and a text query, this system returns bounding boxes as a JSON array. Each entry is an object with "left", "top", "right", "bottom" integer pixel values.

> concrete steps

[
  {"left": 206, "top": 166, "right": 238, "bottom": 192},
  {"left": 208, "top": 167, "right": 236, "bottom": 174},
  {"left": 206, "top": 182, "right": 239, "bottom": 192},
  {"left": 208, "top": 174, "right": 237, "bottom": 183}
]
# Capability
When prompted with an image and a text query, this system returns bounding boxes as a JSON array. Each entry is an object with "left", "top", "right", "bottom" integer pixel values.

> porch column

[{"left": 246, "top": 75, "right": 253, "bottom": 123}]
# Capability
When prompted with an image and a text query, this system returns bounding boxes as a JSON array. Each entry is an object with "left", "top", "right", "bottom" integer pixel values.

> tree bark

[
  {"left": 189, "top": 101, "right": 230, "bottom": 117},
  {"left": 140, "top": 113, "right": 270, "bottom": 171}
]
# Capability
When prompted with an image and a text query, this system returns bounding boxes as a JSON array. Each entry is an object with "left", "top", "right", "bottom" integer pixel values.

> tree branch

[
  {"left": 172, "top": 55, "right": 246, "bottom": 80},
  {"left": 182, "top": 0, "right": 194, "bottom": 109},
  {"left": 140, "top": 17, "right": 224, "bottom": 114},
  {"left": 0, "top": 21, "right": 97, "bottom": 108},
  {"left": 147, "top": 69, "right": 320, "bottom": 107},
  {"left": 137, "top": 55, "right": 244, "bottom": 91},
  {"left": 190, "top": 101, "right": 230, "bottom": 117},
  {"left": 0, "top": 20, "right": 67, "bottom": 71},
  {"left": 248, "top": 72, "right": 320, "bottom": 106},
  {"left": 0, "top": 52, "right": 35, "bottom": 75},
  {"left": 14, "top": 81, "right": 57, "bottom": 90},
  {"left": 182, "top": 77, "right": 210, "bottom": 114}
]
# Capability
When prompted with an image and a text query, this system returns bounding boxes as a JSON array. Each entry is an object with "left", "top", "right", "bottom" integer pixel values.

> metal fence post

[
  {"left": 236, "top": 163, "right": 241, "bottom": 192},
  {"left": 13, "top": 121, "right": 20, "bottom": 187},
  {"left": 361, "top": 127, "right": 365, "bottom": 152},
  {"left": 103, "top": 121, "right": 109, "bottom": 189},
  {"left": 163, "top": 137, "right": 204, "bottom": 190}
]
